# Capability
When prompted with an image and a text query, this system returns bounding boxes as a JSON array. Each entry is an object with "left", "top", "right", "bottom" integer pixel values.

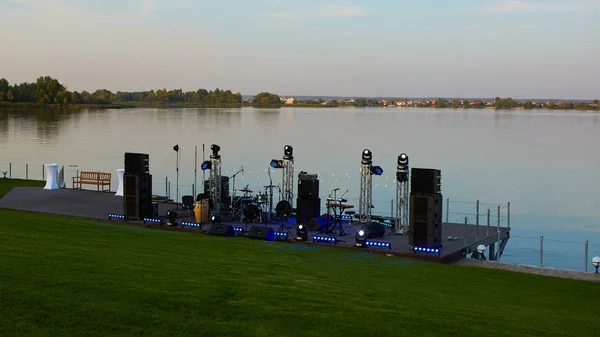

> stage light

[
  {"left": 396, "top": 171, "right": 408, "bottom": 183},
  {"left": 143, "top": 218, "right": 161, "bottom": 224},
  {"left": 365, "top": 241, "right": 392, "bottom": 250},
  {"left": 284, "top": 145, "right": 293, "bottom": 159},
  {"left": 270, "top": 159, "right": 283, "bottom": 169},
  {"left": 361, "top": 149, "right": 372, "bottom": 163},
  {"left": 477, "top": 245, "right": 487, "bottom": 260},
  {"left": 313, "top": 236, "right": 337, "bottom": 245},
  {"left": 201, "top": 160, "right": 212, "bottom": 170},
  {"left": 371, "top": 166, "right": 383, "bottom": 175},
  {"left": 355, "top": 228, "right": 368, "bottom": 247},
  {"left": 167, "top": 210, "right": 177, "bottom": 226},
  {"left": 592, "top": 256, "right": 600, "bottom": 274},
  {"left": 173, "top": 144, "right": 179, "bottom": 152},
  {"left": 1, "top": 170, "right": 7, "bottom": 178},
  {"left": 296, "top": 223, "right": 308, "bottom": 241},
  {"left": 398, "top": 153, "right": 408, "bottom": 166},
  {"left": 210, "top": 144, "right": 221, "bottom": 157},
  {"left": 210, "top": 214, "right": 220, "bottom": 224},
  {"left": 413, "top": 247, "right": 441, "bottom": 254}
]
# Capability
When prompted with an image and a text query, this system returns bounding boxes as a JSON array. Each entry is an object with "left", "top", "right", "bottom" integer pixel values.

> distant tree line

[{"left": 0, "top": 76, "right": 243, "bottom": 106}]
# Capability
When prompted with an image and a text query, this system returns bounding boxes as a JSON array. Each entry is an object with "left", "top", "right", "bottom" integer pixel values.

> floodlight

[
  {"left": 355, "top": 228, "right": 369, "bottom": 247},
  {"left": 398, "top": 153, "right": 408, "bottom": 166},
  {"left": 592, "top": 256, "right": 600, "bottom": 274},
  {"left": 477, "top": 245, "right": 487, "bottom": 254},
  {"left": 1, "top": 170, "right": 7, "bottom": 178},
  {"left": 270, "top": 159, "right": 283, "bottom": 169},
  {"left": 167, "top": 210, "right": 177, "bottom": 226},
  {"left": 276, "top": 200, "right": 292, "bottom": 217},
  {"left": 284, "top": 145, "right": 293, "bottom": 159},
  {"left": 211, "top": 214, "right": 220, "bottom": 224},
  {"left": 371, "top": 166, "right": 383, "bottom": 175},
  {"left": 201, "top": 160, "right": 212, "bottom": 170},
  {"left": 296, "top": 223, "right": 308, "bottom": 241},
  {"left": 173, "top": 144, "right": 179, "bottom": 152},
  {"left": 210, "top": 144, "right": 220, "bottom": 158},
  {"left": 361, "top": 149, "right": 372, "bottom": 163}
]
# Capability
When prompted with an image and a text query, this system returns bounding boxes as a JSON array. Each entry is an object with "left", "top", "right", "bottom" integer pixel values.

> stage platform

[{"left": 0, "top": 187, "right": 511, "bottom": 264}]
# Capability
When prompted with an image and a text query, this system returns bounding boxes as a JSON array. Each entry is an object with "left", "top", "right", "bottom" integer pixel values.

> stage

[{"left": 0, "top": 187, "right": 511, "bottom": 263}]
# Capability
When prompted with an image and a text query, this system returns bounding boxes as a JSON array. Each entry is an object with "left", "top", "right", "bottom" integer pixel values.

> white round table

[
  {"left": 115, "top": 169, "right": 125, "bottom": 196},
  {"left": 43, "top": 164, "right": 59, "bottom": 190}
]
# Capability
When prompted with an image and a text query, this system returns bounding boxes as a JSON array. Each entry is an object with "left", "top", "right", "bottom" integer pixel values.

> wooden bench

[{"left": 72, "top": 171, "right": 111, "bottom": 192}]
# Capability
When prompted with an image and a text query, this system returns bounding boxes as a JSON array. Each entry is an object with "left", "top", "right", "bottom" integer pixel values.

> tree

[
  {"left": 463, "top": 100, "right": 471, "bottom": 109},
  {"left": 451, "top": 100, "right": 460, "bottom": 109},
  {"left": 0, "top": 78, "right": 8, "bottom": 101},
  {"left": 253, "top": 92, "right": 280, "bottom": 105}
]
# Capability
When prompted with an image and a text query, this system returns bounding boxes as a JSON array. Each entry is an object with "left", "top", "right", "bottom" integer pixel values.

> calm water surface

[{"left": 1, "top": 107, "right": 599, "bottom": 270}]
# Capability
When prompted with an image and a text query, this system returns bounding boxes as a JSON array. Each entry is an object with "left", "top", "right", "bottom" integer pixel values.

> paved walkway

[{"left": 454, "top": 258, "right": 600, "bottom": 282}]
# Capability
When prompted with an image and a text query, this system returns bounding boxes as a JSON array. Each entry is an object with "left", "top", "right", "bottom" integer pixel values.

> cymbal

[
  {"left": 238, "top": 188, "right": 253, "bottom": 193},
  {"left": 263, "top": 185, "right": 277, "bottom": 188}
]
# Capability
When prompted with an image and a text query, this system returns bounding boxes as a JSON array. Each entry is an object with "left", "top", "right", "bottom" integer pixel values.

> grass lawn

[{"left": 0, "top": 179, "right": 598, "bottom": 337}]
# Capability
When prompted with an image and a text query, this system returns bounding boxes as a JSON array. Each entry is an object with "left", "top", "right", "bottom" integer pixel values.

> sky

[{"left": 0, "top": 0, "right": 599, "bottom": 99}]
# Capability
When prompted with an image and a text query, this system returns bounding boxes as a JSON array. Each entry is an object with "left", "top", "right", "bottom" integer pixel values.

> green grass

[{"left": 0, "top": 179, "right": 598, "bottom": 336}]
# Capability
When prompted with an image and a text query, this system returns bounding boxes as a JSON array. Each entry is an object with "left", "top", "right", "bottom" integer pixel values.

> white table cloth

[
  {"left": 43, "top": 164, "right": 59, "bottom": 190},
  {"left": 115, "top": 169, "right": 125, "bottom": 196}
]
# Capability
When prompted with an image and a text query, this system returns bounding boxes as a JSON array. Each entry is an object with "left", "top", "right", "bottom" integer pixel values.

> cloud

[
  {"left": 268, "top": 4, "right": 366, "bottom": 20},
  {"left": 483, "top": 0, "right": 600, "bottom": 13}
]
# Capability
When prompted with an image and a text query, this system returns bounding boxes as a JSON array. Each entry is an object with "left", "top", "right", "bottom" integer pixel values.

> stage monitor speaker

[
  {"left": 298, "top": 176, "right": 319, "bottom": 199},
  {"left": 409, "top": 194, "right": 443, "bottom": 248},
  {"left": 247, "top": 226, "right": 275, "bottom": 241},
  {"left": 361, "top": 222, "right": 386, "bottom": 239},
  {"left": 296, "top": 197, "right": 321, "bottom": 224},
  {"left": 208, "top": 223, "right": 235, "bottom": 237},
  {"left": 410, "top": 168, "right": 441, "bottom": 195},
  {"left": 124, "top": 152, "right": 149, "bottom": 175}
]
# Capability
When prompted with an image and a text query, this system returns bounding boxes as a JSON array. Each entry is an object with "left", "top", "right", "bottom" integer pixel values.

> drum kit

[{"left": 232, "top": 184, "right": 280, "bottom": 224}]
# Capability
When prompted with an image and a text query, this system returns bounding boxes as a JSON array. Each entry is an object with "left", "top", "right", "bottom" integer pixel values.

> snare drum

[{"left": 255, "top": 193, "right": 268, "bottom": 204}]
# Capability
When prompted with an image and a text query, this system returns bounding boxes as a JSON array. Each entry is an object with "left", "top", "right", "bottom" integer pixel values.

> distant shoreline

[{"left": 1, "top": 101, "right": 599, "bottom": 112}]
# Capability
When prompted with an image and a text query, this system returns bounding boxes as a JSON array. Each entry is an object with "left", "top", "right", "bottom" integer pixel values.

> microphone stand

[
  {"left": 231, "top": 166, "right": 244, "bottom": 217},
  {"left": 267, "top": 167, "right": 274, "bottom": 222}
]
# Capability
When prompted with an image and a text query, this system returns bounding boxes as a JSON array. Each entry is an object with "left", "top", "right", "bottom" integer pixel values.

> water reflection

[
  {"left": 34, "top": 109, "right": 73, "bottom": 143},
  {"left": 253, "top": 108, "right": 281, "bottom": 126},
  {"left": 0, "top": 110, "right": 8, "bottom": 140}
]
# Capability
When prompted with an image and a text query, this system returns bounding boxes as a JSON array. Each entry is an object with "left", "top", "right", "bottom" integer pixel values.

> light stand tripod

[
  {"left": 173, "top": 144, "right": 180, "bottom": 209},
  {"left": 231, "top": 166, "right": 244, "bottom": 219},
  {"left": 275, "top": 200, "right": 293, "bottom": 239}
]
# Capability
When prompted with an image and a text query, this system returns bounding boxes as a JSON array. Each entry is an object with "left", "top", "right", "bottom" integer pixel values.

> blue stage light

[
  {"left": 313, "top": 236, "right": 338, "bottom": 245},
  {"left": 108, "top": 214, "right": 125, "bottom": 220},
  {"left": 233, "top": 227, "right": 244, "bottom": 233},
  {"left": 275, "top": 232, "right": 288, "bottom": 237},
  {"left": 413, "top": 247, "right": 441, "bottom": 254},
  {"left": 371, "top": 166, "right": 384, "bottom": 176},
  {"left": 143, "top": 218, "right": 161, "bottom": 224},
  {"left": 181, "top": 222, "right": 201, "bottom": 227},
  {"left": 201, "top": 160, "right": 212, "bottom": 170},
  {"left": 365, "top": 241, "right": 392, "bottom": 250},
  {"left": 270, "top": 159, "right": 283, "bottom": 169}
]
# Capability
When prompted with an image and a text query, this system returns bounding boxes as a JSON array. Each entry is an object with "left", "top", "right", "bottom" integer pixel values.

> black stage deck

[{"left": 0, "top": 187, "right": 510, "bottom": 263}]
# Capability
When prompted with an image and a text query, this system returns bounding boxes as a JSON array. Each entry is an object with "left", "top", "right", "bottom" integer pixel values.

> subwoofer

[
  {"left": 410, "top": 168, "right": 441, "bottom": 195},
  {"left": 409, "top": 193, "right": 443, "bottom": 248},
  {"left": 208, "top": 223, "right": 235, "bottom": 237}
]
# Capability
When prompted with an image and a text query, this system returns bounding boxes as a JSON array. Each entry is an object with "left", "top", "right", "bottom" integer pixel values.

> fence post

[
  {"left": 464, "top": 217, "right": 468, "bottom": 247},
  {"left": 390, "top": 199, "right": 393, "bottom": 218},
  {"left": 9, "top": 162, "right": 11, "bottom": 178},
  {"left": 497, "top": 219, "right": 501, "bottom": 261},
  {"left": 486, "top": 209, "right": 490, "bottom": 237},
  {"left": 193, "top": 184, "right": 195, "bottom": 198},
  {"left": 584, "top": 240, "right": 589, "bottom": 272},
  {"left": 42, "top": 165, "right": 45, "bottom": 180},
  {"left": 497, "top": 205, "right": 501, "bottom": 228},
  {"left": 540, "top": 235, "right": 544, "bottom": 267},
  {"left": 445, "top": 198, "right": 449, "bottom": 223},
  {"left": 26, "top": 163, "right": 29, "bottom": 180},
  {"left": 475, "top": 200, "right": 480, "bottom": 241},
  {"left": 168, "top": 181, "right": 171, "bottom": 200},
  {"left": 507, "top": 202, "right": 511, "bottom": 229},
  {"left": 165, "top": 177, "right": 168, "bottom": 197}
]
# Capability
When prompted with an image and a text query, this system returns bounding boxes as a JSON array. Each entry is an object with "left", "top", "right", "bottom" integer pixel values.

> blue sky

[{"left": 0, "top": 0, "right": 598, "bottom": 99}]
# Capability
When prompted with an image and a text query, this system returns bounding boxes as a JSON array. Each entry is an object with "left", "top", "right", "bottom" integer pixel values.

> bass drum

[{"left": 243, "top": 203, "right": 261, "bottom": 223}]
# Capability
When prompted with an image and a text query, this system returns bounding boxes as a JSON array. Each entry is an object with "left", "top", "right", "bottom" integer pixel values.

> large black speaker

[
  {"left": 208, "top": 223, "right": 235, "bottom": 237},
  {"left": 409, "top": 193, "right": 443, "bottom": 248},
  {"left": 298, "top": 177, "right": 319, "bottom": 199},
  {"left": 247, "top": 226, "right": 275, "bottom": 241},
  {"left": 124, "top": 153, "right": 149, "bottom": 175},
  {"left": 296, "top": 197, "right": 321, "bottom": 224},
  {"left": 123, "top": 173, "right": 152, "bottom": 220},
  {"left": 203, "top": 176, "right": 231, "bottom": 209},
  {"left": 410, "top": 168, "right": 441, "bottom": 195}
]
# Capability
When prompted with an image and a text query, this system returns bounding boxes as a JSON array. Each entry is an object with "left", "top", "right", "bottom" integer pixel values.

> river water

[{"left": 1, "top": 107, "right": 599, "bottom": 270}]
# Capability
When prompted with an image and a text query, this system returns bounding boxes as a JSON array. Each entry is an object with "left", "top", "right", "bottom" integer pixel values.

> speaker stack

[
  {"left": 123, "top": 153, "right": 153, "bottom": 220},
  {"left": 203, "top": 176, "right": 231, "bottom": 212},
  {"left": 409, "top": 168, "right": 443, "bottom": 249},
  {"left": 296, "top": 173, "right": 320, "bottom": 224}
]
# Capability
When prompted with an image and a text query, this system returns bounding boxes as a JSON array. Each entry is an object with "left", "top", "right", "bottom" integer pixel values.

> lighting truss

[
  {"left": 209, "top": 145, "right": 222, "bottom": 216},
  {"left": 395, "top": 153, "right": 409, "bottom": 234},
  {"left": 282, "top": 158, "right": 294, "bottom": 207}
]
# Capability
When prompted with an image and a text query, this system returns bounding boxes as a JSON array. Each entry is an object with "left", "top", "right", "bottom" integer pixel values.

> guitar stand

[
  {"left": 276, "top": 216, "right": 292, "bottom": 240},
  {"left": 328, "top": 207, "right": 346, "bottom": 236}
]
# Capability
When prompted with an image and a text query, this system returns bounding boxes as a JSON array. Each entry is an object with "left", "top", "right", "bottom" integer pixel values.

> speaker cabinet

[
  {"left": 208, "top": 223, "right": 235, "bottom": 237},
  {"left": 409, "top": 193, "right": 443, "bottom": 248},
  {"left": 361, "top": 222, "right": 386, "bottom": 239},
  {"left": 247, "top": 226, "right": 275, "bottom": 241},
  {"left": 298, "top": 178, "right": 319, "bottom": 199},
  {"left": 123, "top": 173, "right": 152, "bottom": 220},
  {"left": 296, "top": 197, "right": 321, "bottom": 224},
  {"left": 410, "top": 168, "right": 441, "bottom": 195},
  {"left": 124, "top": 153, "right": 149, "bottom": 175}
]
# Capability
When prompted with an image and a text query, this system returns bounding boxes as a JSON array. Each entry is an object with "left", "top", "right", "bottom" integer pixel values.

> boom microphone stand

[
  {"left": 231, "top": 166, "right": 244, "bottom": 219},
  {"left": 173, "top": 144, "right": 180, "bottom": 209}
]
